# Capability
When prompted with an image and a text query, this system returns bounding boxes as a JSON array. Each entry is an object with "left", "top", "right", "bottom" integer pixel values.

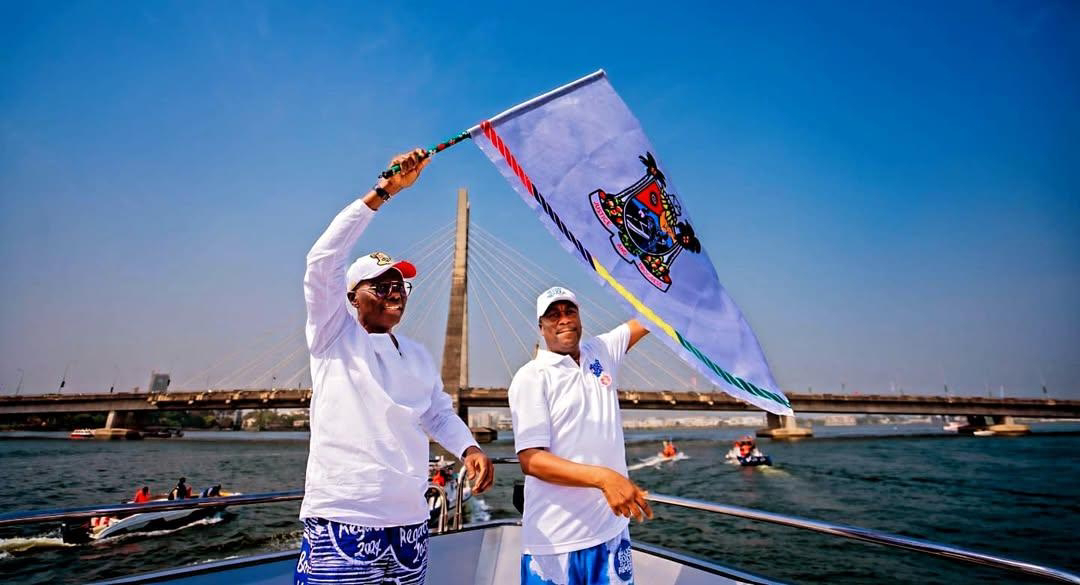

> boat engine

[{"left": 60, "top": 520, "right": 92, "bottom": 544}]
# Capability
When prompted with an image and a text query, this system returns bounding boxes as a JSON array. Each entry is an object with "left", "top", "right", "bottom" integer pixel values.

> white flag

[{"left": 471, "top": 71, "right": 792, "bottom": 416}]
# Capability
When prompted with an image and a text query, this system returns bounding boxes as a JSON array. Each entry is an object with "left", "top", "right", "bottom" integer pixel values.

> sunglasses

[{"left": 354, "top": 281, "right": 412, "bottom": 298}]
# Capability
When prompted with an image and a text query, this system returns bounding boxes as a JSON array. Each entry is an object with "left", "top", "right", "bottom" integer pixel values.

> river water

[{"left": 1, "top": 424, "right": 1077, "bottom": 584}]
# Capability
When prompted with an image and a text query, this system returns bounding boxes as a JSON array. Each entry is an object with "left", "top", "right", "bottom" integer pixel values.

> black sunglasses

[{"left": 355, "top": 281, "right": 412, "bottom": 298}]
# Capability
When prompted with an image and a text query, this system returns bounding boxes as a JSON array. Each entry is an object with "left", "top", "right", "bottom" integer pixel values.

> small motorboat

[
  {"left": 628, "top": 452, "right": 689, "bottom": 471},
  {"left": 143, "top": 428, "right": 183, "bottom": 439},
  {"left": 60, "top": 489, "right": 236, "bottom": 544},
  {"left": 736, "top": 454, "right": 772, "bottom": 467},
  {"left": 67, "top": 428, "right": 142, "bottom": 440},
  {"left": 973, "top": 430, "right": 995, "bottom": 437},
  {"left": 628, "top": 444, "right": 689, "bottom": 471},
  {"left": 726, "top": 435, "right": 772, "bottom": 467}
]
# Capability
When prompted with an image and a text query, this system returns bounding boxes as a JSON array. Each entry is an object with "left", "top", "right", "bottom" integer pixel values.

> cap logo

[
  {"left": 547, "top": 287, "right": 566, "bottom": 298},
  {"left": 369, "top": 251, "right": 392, "bottom": 266}
]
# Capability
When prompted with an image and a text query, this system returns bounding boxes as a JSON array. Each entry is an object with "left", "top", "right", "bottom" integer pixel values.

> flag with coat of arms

[{"left": 470, "top": 70, "right": 792, "bottom": 416}]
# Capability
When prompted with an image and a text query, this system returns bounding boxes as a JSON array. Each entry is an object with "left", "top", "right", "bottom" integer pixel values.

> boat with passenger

[
  {"left": 59, "top": 483, "right": 235, "bottom": 544},
  {"left": 725, "top": 435, "right": 772, "bottom": 467}
]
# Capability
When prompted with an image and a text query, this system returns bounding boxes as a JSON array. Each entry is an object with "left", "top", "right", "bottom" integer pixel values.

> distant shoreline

[{"left": 5, "top": 422, "right": 1080, "bottom": 442}]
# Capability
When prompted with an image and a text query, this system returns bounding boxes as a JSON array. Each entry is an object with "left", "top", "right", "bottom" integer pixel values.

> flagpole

[
  {"left": 378, "top": 129, "right": 473, "bottom": 178},
  {"left": 378, "top": 70, "right": 606, "bottom": 179},
  {"left": 473, "top": 69, "right": 605, "bottom": 131}
]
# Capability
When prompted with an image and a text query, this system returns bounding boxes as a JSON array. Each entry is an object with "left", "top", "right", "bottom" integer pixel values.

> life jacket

[{"left": 133, "top": 490, "right": 150, "bottom": 503}]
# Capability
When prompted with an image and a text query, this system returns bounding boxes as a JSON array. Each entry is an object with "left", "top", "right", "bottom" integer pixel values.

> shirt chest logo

[{"left": 589, "top": 359, "right": 613, "bottom": 388}]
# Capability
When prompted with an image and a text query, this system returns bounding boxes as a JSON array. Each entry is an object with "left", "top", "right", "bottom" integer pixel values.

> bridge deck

[{"left": 1, "top": 389, "right": 1078, "bottom": 418}]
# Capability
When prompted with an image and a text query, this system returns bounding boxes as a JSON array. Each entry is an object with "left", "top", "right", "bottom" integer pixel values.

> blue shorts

[
  {"left": 521, "top": 528, "right": 634, "bottom": 585},
  {"left": 294, "top": 518, "right": 428, "bottom": 585}
]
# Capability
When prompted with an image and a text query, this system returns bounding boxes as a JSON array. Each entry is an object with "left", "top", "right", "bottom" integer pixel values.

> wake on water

[
  {"left": 0, "top": 513, "right": 228, "bottom": 557},
  {"left": 468, "top": 497, "right": 492, "bottom": 523},
  {"left": 628, "top": 452, "right": 689, "bottom": 471},
  {"left": 0, "top": 534, "right": 74, "bottom": 557}
]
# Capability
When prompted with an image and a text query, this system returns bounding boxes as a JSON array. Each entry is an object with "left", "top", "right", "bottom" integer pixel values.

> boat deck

[{"left": 90, "top": 521, "right": 783, "bottom": 585}]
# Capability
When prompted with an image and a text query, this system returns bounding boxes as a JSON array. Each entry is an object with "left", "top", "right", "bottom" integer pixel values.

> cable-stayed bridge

[{"left": 2, "top": 190, "right": 1075, "bottom": 437}]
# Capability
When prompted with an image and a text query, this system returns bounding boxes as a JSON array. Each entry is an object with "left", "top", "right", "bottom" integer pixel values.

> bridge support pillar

[
  {"left": 105, "top": 410, "right": 118, "bottom": 429},
  {"left": 988, "top": 415, "right": 1030, "bottom": 436},
  {"left": 757, "top": 413, "right": 813, "bottom": 440}
]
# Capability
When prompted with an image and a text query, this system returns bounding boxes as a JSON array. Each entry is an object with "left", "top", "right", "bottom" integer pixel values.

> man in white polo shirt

[
  {"left": 509, "top": 286, "right": 651, "bottom": 585},
  {"left": 296, "top": 148, "right": 494, "bottom": 585}
]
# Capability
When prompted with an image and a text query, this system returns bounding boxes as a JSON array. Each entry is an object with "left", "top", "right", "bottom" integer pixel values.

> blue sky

[{"left": 1, "top": 1, "right": 1077, "bottom": 399}]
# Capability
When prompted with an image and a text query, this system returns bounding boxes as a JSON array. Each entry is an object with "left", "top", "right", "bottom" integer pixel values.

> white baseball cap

[
  {"left": 346, "top": 251, "right": 417, "bottom": 292},
  {"left": 536, "top": 286, "right": 579, "bottom": 322}
]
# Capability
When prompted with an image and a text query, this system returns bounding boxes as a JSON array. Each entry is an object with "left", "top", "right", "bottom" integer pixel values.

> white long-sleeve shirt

[{"left": 299, "top": 198, "right": 478, "bottom": 527}]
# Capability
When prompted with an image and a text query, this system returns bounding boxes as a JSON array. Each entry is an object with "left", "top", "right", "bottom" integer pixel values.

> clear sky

[{"left": 1, "top": 1, "right": 1077, "bottom": 400}]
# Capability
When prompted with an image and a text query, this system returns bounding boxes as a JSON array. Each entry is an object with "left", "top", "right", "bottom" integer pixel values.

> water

[{"left": 1, "top": 424, "right": 1078, "bottom": 584}]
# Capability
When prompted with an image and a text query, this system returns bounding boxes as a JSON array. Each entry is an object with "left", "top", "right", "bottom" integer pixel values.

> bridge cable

[
  {"left": 212, "top": 329, "right": 306, "bottom": 389},
  {"left": 470, "top": 227, "right": 691, "bottom": 389},
  {"left": 467, "top": 251, "right": 534, "bottom": 363},
  {"left": 172, "top": 322, "right": 303, "bottom": 390},
  {"left": 280, "top": 360, "right": 311, "bottom": 390},
  {"left": 399, "top": 244, "right": 455, "bottom": 339},
  {"left": 468, "top": 269, "right": 515, "bottom": 381},
  {"left": 250, "top": 344, "right": 312, "bottom": 388},
  {"left": 395, "top": 220, "right": 456, "bottom": 263},
  {"left": 467, "top": 235, "right": 662, "bottom": 389},
  {"left": 467, "top": 236, "right": 545, "bottom": 331},
  {"left": 469, "top": 230, "right": 671, "bottom": 389}
]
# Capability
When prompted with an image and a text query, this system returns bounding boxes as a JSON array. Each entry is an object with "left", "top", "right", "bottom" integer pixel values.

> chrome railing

[
  {"left": 1, "top": 457, "right": 1076, "bottom": 584},
  {"left": 645, "top": 493, "right": 1080, "bottom": 585}
]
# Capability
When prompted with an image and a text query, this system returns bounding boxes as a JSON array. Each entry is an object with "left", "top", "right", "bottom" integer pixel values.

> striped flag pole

[
  {"left": 378, "top": 130, "right": 473, "bottom": 179},
  {"left": 378, "top": 71, "right": 606, "bottom": 180}
]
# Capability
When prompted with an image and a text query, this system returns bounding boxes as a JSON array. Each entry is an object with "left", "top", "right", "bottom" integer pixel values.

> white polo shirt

[
  {"left": 508, "top": 324, "right": 631, "bottom": 555},
  {"left": 300, "top": 199, "right": 478, "bottom": 527}
]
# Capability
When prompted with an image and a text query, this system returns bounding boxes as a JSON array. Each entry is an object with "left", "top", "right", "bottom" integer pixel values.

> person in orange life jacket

[
  {"left": 132, "top": 486, "right": 151, "bottom": 503},
  {"left": 662, "top": 440, "right": 677, "bottom": 458}
]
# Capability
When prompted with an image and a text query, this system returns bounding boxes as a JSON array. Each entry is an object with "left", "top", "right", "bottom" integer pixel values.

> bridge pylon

[{"left": 441, "top": 188, "right": 470, "bottom": 423}]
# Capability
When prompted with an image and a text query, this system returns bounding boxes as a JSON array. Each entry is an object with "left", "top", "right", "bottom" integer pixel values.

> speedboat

[
  {"left": 726, "top": 435, "right": 772, "bottom": 466},
  {"left": 736, "top": 454, "right": 772, "bottom": 467},
  {"left": 629, "top": 451, "right": 689, "bottom": 471},
  {"left": 69, "top": 429, "right": 94, "bottom": 440},
  {"left": 60, "top": 490, "right": 236, "bottom": 544}
]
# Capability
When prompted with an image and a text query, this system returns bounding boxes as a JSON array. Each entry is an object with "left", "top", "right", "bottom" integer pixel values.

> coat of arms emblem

[{"left": 589, "top": 152, "right": 701, "bottom": 291}]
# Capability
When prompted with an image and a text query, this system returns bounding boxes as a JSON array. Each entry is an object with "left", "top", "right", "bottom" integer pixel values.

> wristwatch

[{"left": 373, "top": 184, "right": 392, "bottom": 201}]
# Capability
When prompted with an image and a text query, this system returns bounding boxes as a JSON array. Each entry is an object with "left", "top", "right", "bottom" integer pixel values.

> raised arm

[
  {"left": 626, "top": 318, "right": 649, "bottom": 351},
  {"left": 304, "top": 149, "right": 429, "bottom": 354}
]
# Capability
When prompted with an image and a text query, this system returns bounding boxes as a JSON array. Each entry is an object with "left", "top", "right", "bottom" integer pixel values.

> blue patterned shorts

[
  {"left": 521, "top": 528, "right": 634, "bottom": 585},
  {"left": 294, "top": 518, "right": 428, "bottom": 584}
]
